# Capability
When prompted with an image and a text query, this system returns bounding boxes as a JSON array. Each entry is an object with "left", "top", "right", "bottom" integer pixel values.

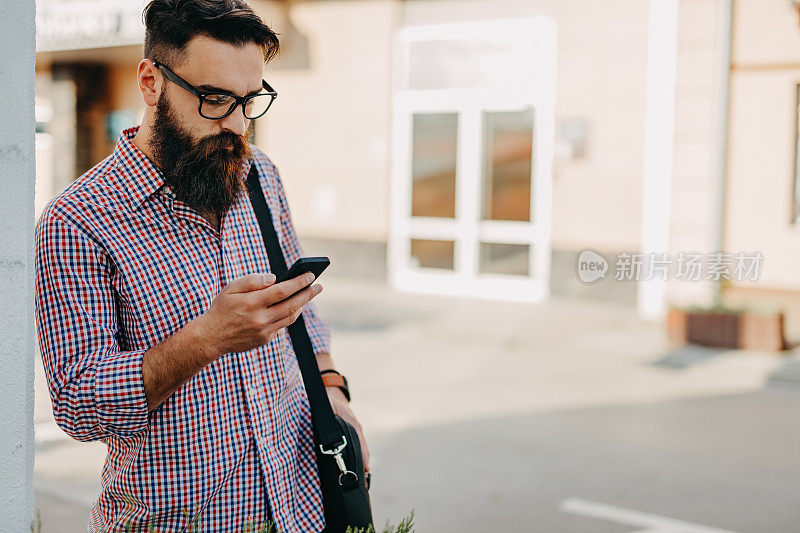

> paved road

[
  {"left": 34, "top": 279, "right": 800, "bottom": 532},
  {"left": 369, "top": 383, "right": 800, "bottom": 532}
]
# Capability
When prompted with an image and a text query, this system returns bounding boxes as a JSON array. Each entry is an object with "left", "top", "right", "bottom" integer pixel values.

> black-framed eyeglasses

[{"left": 151, "top": 59, "right": 277, "bottom": 120}]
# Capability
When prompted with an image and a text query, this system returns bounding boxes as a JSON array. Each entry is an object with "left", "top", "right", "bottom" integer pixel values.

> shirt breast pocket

[{"left": 117, "top": 266, "right": 212, "bottom": 347}]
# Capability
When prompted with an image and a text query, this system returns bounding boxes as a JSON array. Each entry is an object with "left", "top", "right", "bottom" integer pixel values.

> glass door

[{"left": 389, "top": 18, "right": 556, "bottom": 302}]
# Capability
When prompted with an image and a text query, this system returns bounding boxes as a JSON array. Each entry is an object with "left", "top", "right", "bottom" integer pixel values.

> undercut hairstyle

[{"left": 142, "top": 0, "right": 280, "bottom": 68}]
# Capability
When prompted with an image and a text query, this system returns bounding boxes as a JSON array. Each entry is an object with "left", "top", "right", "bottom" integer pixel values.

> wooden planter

[{"left": 666, "top": 307, "right": 786, "bottom": 351}]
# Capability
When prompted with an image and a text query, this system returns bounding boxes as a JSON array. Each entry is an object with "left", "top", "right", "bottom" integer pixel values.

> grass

[{"left": 30, "top": 506, "right": 416, "bottom": 533}]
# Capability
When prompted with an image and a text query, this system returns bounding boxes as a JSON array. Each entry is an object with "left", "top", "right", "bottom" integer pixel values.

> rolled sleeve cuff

[{"left": 94, "top": 348, "right": 150, "bottom": 437}]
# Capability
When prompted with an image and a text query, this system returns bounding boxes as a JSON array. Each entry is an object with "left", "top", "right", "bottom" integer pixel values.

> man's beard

[{"left": 149, "top": 91, "right": 253, "bottom": 218}]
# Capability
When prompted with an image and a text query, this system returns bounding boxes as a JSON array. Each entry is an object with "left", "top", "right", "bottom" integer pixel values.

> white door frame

[{"left": 389, "top": 18, "right": 557, "bottom": 303}]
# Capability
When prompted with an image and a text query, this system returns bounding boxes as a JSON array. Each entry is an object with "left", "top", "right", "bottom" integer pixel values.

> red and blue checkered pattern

[{"left": 34, "top": 125, "right": 331, "bottom": 532}]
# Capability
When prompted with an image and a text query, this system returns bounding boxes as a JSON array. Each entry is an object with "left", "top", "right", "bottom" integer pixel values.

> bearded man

[{"left": 33, "top": 1, "right": 369, "bottom": 531}]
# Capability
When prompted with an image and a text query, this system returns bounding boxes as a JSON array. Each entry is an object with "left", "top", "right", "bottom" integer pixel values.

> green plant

[
  {"left": 30, "top": 508, "right": 41, "bottom": 533},
  {"left": 185, "top": 503, "right": 203, "bottom": 531},
  {"left": 241, "top": 515, "right": 278, "bottom": 532},
  {"left": 345, "top": 508, "right": 416, "bottom": 533},
  {"left": 241, "top": 508, "right": 417, "bottom": 533}
]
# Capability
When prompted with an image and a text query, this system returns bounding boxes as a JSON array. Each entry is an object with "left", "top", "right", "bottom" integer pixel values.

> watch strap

[{"left": 321, "top": 370, "right": 351, "bottom": 402}]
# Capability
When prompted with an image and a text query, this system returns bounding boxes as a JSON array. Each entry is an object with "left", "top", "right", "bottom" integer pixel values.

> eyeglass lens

[{"left": 201, "top": 93, "right": 273, "bottom": 119}]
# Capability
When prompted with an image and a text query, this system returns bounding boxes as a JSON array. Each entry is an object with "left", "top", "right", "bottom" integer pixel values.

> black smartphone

[{"left": 275, "top": 256, "right": 330, "bottom": 285}]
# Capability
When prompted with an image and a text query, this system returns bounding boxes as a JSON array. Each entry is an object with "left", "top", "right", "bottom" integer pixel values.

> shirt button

[{"left": 257, "top": 436, "right": 268, "bottom": 447}]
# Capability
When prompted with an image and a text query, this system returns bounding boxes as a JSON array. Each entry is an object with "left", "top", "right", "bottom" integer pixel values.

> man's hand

[
  {"left": 194, "top": 271, "right": 322, "bottom": 360},
  {"left": 142, "top": 272, "right": 322, "bottom": 411},
  {"left": 326, "top": 387, "right": 371, "bottom": 474}
]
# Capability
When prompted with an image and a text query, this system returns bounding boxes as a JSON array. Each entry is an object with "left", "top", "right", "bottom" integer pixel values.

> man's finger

[
  {"left": 259, "top": 272, "right": 316, "bottom": 307},
  {"left": 263, "top": 285, "right": 322, "bottom": 331},
  {"left": 225, "top": 272, "right": 276, "bottom": 294}
]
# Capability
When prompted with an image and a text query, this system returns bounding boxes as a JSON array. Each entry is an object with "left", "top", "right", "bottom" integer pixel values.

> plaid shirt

[{"left": 34, "top": 125, "right": 331, "bottom": 532}]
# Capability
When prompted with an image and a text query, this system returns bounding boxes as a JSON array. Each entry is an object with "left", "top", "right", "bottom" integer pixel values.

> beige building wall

[
  {"left": 253, "top": 0, "right": 397, "bottom": 243},
  {"left": 549, "top": 0, "right": 649, "bottom": 252},
  {"left": 726, "top": 0, "right": 800, "bottom": 291}
]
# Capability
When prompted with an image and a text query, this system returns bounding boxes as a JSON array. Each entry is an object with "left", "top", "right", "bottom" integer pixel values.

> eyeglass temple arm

[
  {"left": 262, "top": 79, "right": 277, "bottom": 96},
  {"left": 153, "top": 59, "right": 276, "bottom": 99},
  {"left": 150, "top": 60, "right": 202, "bottom": 97}
]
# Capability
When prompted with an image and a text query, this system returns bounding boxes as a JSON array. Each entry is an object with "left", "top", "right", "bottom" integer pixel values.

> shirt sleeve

[
  {"left": 267, "top": 159, "right": 333, "bottom": 357},
  {"left": 34, "top": 207, "right": 150, "bottom": 442}
]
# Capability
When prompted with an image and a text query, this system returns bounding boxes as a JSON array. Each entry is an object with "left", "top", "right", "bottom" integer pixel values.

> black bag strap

[{"left": 245, "top": 162, "right": 345, "bottom": 451}]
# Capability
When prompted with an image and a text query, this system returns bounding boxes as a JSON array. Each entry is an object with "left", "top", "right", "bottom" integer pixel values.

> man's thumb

[{"left": 226, "top": 272, "right": 276, "bottom": 293}]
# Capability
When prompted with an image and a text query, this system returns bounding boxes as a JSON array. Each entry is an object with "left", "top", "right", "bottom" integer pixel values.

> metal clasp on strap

[
  {"left": 320, "top": 436, "right": 347, "bottom": 457},
  {"left": 320, "top": 436, "right": 359, "bottom": 486}
]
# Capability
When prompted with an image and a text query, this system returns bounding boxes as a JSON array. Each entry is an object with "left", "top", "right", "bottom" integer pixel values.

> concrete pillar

[
  {"left": 638, "top": 0, "right": 679, "bottom": 319},
  {"left": 0, "top": 0, "right": 36, "bottom": 529}
]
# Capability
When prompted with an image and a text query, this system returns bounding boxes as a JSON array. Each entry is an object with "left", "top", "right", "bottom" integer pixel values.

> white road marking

[{"left": 560, "top": 497, "right": 739, "bottom": 533}]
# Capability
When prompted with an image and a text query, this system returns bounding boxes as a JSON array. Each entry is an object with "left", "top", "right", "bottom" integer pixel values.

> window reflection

[
  {"left": 412, "top": 113, "right": 458, "bottom": 218},
  {"left": 481, "top": 108, "right": 534, "bottom": 222},
  {"left": 479, "top": 243, "right": 530, "bottom": 276},
  {"left": 410, "top": 239, "right": 455, "bottom": 270}
]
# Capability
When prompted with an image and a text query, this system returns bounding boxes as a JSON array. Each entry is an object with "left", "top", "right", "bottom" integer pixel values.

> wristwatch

[{"left": 320, "top": 369, "right": 350, "bottom": 402}]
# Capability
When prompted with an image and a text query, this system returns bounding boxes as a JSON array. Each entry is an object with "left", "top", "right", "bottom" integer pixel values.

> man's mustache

[
  {"left": 178, "top": 132, "right": 250, "bottom": 168},
  {"left": 198, "top": 133, "right": 245, "bottom": 153}
]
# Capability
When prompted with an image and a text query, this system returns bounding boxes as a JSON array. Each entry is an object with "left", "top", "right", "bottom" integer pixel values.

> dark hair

[{"left": 142, "top": 0, "right": 280, "bottom": 68}]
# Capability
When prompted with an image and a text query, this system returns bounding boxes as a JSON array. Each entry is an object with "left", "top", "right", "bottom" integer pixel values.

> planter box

[{"left": 667, "top": 307, "right": 786, "bottom": 351}]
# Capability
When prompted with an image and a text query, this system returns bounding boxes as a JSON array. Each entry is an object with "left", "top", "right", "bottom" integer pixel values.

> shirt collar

[
  {"left": 112, "top": 124, "right": 254, "bottom": 211},
  {"left": 111, "top": 124, "right": 170, "bottom": 211}
]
